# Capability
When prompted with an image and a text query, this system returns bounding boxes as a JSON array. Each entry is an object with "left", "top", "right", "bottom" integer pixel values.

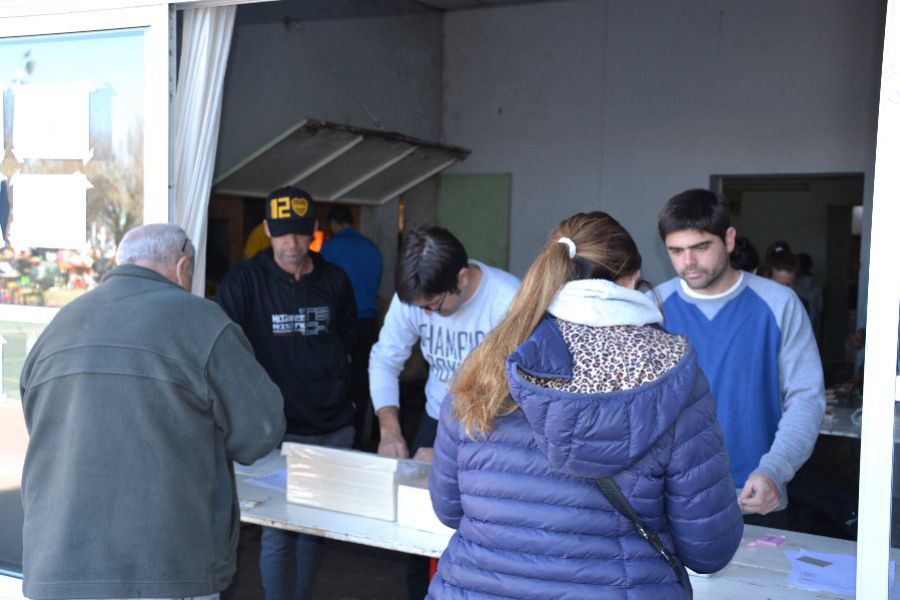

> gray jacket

[{"left": 20, "top": 265, "right": 285, "bottom": 599}]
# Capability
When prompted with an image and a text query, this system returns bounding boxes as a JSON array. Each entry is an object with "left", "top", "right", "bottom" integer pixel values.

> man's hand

[
  {"left": 413, "top": 447, "right": 434, "bottom": 462},
  {"left": 376, "top": 406, "right": 409, "bottom": 458},
  {"left": 738, "top": 472, "right": 781, "bottom": 515}
]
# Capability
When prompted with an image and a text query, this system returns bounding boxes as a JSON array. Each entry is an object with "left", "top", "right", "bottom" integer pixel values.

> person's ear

[
  {"left": 617, "top": 270, "right": 641, "bottom": 290},
  {"left": 263, "top": 220, "right": 272, "bottom": 239},
  {"left": 457, "top": 266, "right": 470, "bottom": 291},
  {"left": 175, "top": 256, "right": 194, "bottom": 291},
  {"left": 725, "top": 227, "right": 737, "bottom": 254}
]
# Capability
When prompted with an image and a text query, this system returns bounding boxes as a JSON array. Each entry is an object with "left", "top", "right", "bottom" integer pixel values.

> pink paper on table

[{"left": 757, "top": 534, "right": 786, "bottom": 547}]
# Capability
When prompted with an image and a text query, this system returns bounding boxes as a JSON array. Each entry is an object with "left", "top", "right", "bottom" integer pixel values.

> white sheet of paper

[
  {"left": 11, "top": 173, "right": 89, "bottom": 249},
  {"left": 12, "top": 83, "right": 91, "bottom": 161},
  {"left": 0, "top": 572, "right": 24, "bottom": 600},
  {"left": 245, "top": 468, "right": 287, "bottom": 492},
  {"left": 786, "top": 549, "right": 896, "bottom": 595}
]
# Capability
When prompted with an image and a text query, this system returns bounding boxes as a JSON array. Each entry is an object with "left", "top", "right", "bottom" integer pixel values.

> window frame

[{"left": 0, "top": 4, "right": 171, "bottom": 324}]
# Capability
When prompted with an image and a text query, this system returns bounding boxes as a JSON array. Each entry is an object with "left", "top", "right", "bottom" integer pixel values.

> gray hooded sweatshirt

[{"left": 20, "top": 265, "right": 285, "bottom": 599}]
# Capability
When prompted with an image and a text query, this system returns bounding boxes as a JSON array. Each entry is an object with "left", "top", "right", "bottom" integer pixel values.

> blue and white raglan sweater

[{"left": 655, "top": 272, "right": 825, "bottom": 507}]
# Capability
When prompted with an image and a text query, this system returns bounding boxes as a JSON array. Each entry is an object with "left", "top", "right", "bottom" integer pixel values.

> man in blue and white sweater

[{"left": 654, "top": 189, "right": 825, "bottom": 525}]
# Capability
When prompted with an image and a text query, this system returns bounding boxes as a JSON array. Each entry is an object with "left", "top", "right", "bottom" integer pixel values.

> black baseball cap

[{"left": 266, "top": 186, "right": 316, "bottom": 237}]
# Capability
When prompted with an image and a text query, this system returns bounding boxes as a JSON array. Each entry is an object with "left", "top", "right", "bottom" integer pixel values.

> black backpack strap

[{"left": 596, "top": 476, "right": 693, "bottom": 598}]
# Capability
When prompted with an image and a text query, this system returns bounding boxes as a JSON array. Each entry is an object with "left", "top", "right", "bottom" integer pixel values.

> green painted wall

[{"left": 436, "top": 174, "right": 511, "bottom": 270}]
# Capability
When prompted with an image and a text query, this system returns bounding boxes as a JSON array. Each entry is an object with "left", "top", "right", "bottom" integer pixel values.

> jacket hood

[{"left": 506, "top": 317, "right": 703, "bottom": 479}]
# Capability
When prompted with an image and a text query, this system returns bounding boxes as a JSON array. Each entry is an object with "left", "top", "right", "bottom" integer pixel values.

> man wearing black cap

[{"left": 217, "top": 186, "right": 358, "bottom": 600}]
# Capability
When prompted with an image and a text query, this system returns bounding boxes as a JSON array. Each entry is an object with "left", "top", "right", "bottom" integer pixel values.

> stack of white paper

[
  {"left": 282, "top": 442, "right": 399, "bottom": 521},
  {"left": 396, "top": 460, "right": 455, "bottom": 536}
]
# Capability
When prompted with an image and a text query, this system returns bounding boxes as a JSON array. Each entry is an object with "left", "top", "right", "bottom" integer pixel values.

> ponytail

[
  {"left": 451, "top": 241, "right": 573, "bottom": 437},
  {"left": 451, "top": 211, "right": 642, "bottom": 437}
]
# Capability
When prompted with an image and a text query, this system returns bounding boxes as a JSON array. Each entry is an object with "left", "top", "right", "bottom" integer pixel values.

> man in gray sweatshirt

[{"left": 19, "top": 224, "right": 285, "bottom": 600}]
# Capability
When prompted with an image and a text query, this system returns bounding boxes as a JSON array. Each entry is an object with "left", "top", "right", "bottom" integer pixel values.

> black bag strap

[{"left": 596, "top": 476, "right": 693, "bottom": 598}]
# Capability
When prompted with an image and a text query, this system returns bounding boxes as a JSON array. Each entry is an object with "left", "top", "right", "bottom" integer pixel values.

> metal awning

[{"left": 213, "top": 119, "right": 470, "bottom": 205}]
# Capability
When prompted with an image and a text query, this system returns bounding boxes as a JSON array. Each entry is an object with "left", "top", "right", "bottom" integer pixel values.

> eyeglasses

[
  {"left": 419, "top": 291, "right": 448, "bottom": 313},
  {"left": 181, "top": 237, "right": 190, "bottom": 253}
]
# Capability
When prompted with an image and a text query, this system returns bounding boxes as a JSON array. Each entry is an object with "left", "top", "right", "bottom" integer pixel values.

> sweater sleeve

[
  {"left": 665, "top": 368, "right": 743, "bottom": 573},
  {"left": 428, "top": 395, "right": 463, "bottom": 529},
  {"left": 206, "top": 322, "right": 286, "bottom": 465},
  {"left": 755, "top": 293, "right": 825, "bottom": 489},
  {"left": 368, "top": 294, "right": 419, "bottom": 412},
  {"left": 216, "top": 266, "right": 251, "bottom": 327},
  {"left": 334, "top": 268, "right": 359, "bottom": 356}
]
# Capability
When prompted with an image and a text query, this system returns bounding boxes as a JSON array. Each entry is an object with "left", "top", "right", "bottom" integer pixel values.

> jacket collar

[
  {"left": 333, "top": 227, "right": 358, "bottom": 239},
  {"left": 548, "top": 279, "right": 663, "bottom": 327},
  {"left": 102, "top": 264, "right": 183, "bottom": 290},
  {"left": 257, "top": 247, "right": 324, "bottom": 283}
]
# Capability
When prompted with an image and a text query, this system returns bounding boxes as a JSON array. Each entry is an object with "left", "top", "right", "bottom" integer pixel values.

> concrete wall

[
  {"left": 216, "top": 9, "right": 443, "bottom": 175},
  {"left": 442, "top": 0, "right": 885, "bottom": 322}
]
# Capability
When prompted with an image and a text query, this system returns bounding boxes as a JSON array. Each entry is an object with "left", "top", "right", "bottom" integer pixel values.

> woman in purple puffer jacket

[{"left": 427, "top": 212, "right": 743, "bottom": 599}]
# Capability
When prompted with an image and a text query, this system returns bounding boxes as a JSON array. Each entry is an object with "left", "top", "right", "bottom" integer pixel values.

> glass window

[
  {"left": 0, "top": 29, "right": 145, "bottom": 308},
  {"left": 0, "top": 25, "right": 149, "bottom": 574}
]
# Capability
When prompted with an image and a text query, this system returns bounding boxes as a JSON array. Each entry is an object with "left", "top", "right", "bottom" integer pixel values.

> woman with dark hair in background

[
  {"left": 730, "top": 235, "right": 759, "bottom": 273},
  {"left": 795, "top": 253, "right": 824, "bottom": 334},
  {"left": 426, "top": 212, "right": 743, "bottom": 599},
  {"left": 760, "top": 240, "right": 801, "bottom": 289}
]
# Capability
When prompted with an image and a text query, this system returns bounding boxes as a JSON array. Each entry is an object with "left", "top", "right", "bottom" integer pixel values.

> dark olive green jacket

[{"left": 20, "top": 265, "right": 284, "bottom": 599}]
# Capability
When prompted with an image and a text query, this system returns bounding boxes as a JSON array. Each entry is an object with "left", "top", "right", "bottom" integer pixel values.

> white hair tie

[{"left": 557, "top": 237, "right": 576, "bottom": 259}]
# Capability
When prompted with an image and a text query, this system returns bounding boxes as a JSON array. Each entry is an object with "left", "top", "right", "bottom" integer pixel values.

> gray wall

[
  {"left": 214, "top": 7, "right": 445, "bottom": 299},
  {"left": 216, "top": 9, "right": 444, "bottom": 176},
  {"left": 442, "top": 0, "right": 885, "bottom": 324}
]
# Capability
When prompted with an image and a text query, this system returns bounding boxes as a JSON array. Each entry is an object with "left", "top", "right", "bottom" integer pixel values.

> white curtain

[{"left": 173, "top": 6, "right": 236, "bottom": 296}]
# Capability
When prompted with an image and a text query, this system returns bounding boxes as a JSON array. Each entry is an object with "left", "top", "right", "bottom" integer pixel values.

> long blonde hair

[{"left": 451, "top": 211, "right": 643, "bottom": 437}]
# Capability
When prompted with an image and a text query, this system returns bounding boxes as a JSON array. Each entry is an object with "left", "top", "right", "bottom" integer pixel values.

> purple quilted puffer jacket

[{"left": 427, "top": 318, "right": 743, "bottom": 599}]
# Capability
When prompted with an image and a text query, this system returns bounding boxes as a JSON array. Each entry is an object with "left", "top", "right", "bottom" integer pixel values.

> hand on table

[
  {"left": 739, "top": 472, "right": 781, "bottom": 515},
  {"left": 377, "top": 429, "right": 409, "bottom": 458},
  {"left": 376, "top": 406, "right": 409, "bottom": 458},
  {"left": 413, "top": 447, "right": 434, "bottom": 462}
]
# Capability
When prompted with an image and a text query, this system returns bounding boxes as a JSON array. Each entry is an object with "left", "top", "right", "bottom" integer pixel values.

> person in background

[
  {"left": 427, "top": 212, "right": 743, "bottom": 599},
  {"left": 243, "top": 220, "right": 271, "bottom": 259},
  {"left": 320, "top": 205, "right": 383, "bottom": 448},
  {"left": 655, "top": 189, "right": 825, "bottom": 527},
  {"left": 795, "top": 252, "right": 824, "bottom": 334},
  {"left": 20, "top": 224, "right": 284, "bottom": 600},
  {"left": 369, "top": 225, "right": 519, "bottom": 597},
  {"left": 730, "top": 235, "right": 759, "bottom": 273},
  {"left": 217, "top": 186, "right": 357, "bottom": 600},
  {"left": 759, "top": 240, "right": 801, "bottom": 289}
]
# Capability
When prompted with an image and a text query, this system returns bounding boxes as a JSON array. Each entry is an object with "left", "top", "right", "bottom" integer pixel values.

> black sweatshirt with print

[{"left": 217, "top": 248, "right": 358, "bottom": 435}]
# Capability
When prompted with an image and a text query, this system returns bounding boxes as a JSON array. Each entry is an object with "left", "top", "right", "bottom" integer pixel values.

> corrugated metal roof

[{"left": 214, "top": 119, "right": 469, "bottom": 205}]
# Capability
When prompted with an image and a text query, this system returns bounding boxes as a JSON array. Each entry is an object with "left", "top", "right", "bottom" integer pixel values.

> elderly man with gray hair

[{"left": 19, "top": 223, "right": 285, "bottom": 600}]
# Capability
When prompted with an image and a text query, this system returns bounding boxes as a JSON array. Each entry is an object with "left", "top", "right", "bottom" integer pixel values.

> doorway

[{"left": 710, "top": 173, "right": 864, "bottom": 381}]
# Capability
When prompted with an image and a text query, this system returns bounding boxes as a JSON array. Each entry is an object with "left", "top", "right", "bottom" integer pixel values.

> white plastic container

[
  {"left": 395, "top": 460, "right": 455, "bottom": 536},
  {"left": 282, "top": 442, "right": 399, "bottom": 521}
]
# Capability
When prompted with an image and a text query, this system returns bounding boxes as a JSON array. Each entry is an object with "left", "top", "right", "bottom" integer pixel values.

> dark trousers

[
  {"left": 260, "top": 426, "right": 355, "bottom": 600},
  {"left": 407, "top": 414, "right": 439, "bottom": 599},
  {"left": 351, "top": 317, "right": 379, "bottom": 449}
]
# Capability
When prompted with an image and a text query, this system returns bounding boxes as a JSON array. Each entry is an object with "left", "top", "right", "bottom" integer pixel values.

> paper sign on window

[
  {"left": 12, "top": 83, "right": 92, "bottom": 162},
  {"left": 10, "top": 173, "right": 91, "bottom": 250}
]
